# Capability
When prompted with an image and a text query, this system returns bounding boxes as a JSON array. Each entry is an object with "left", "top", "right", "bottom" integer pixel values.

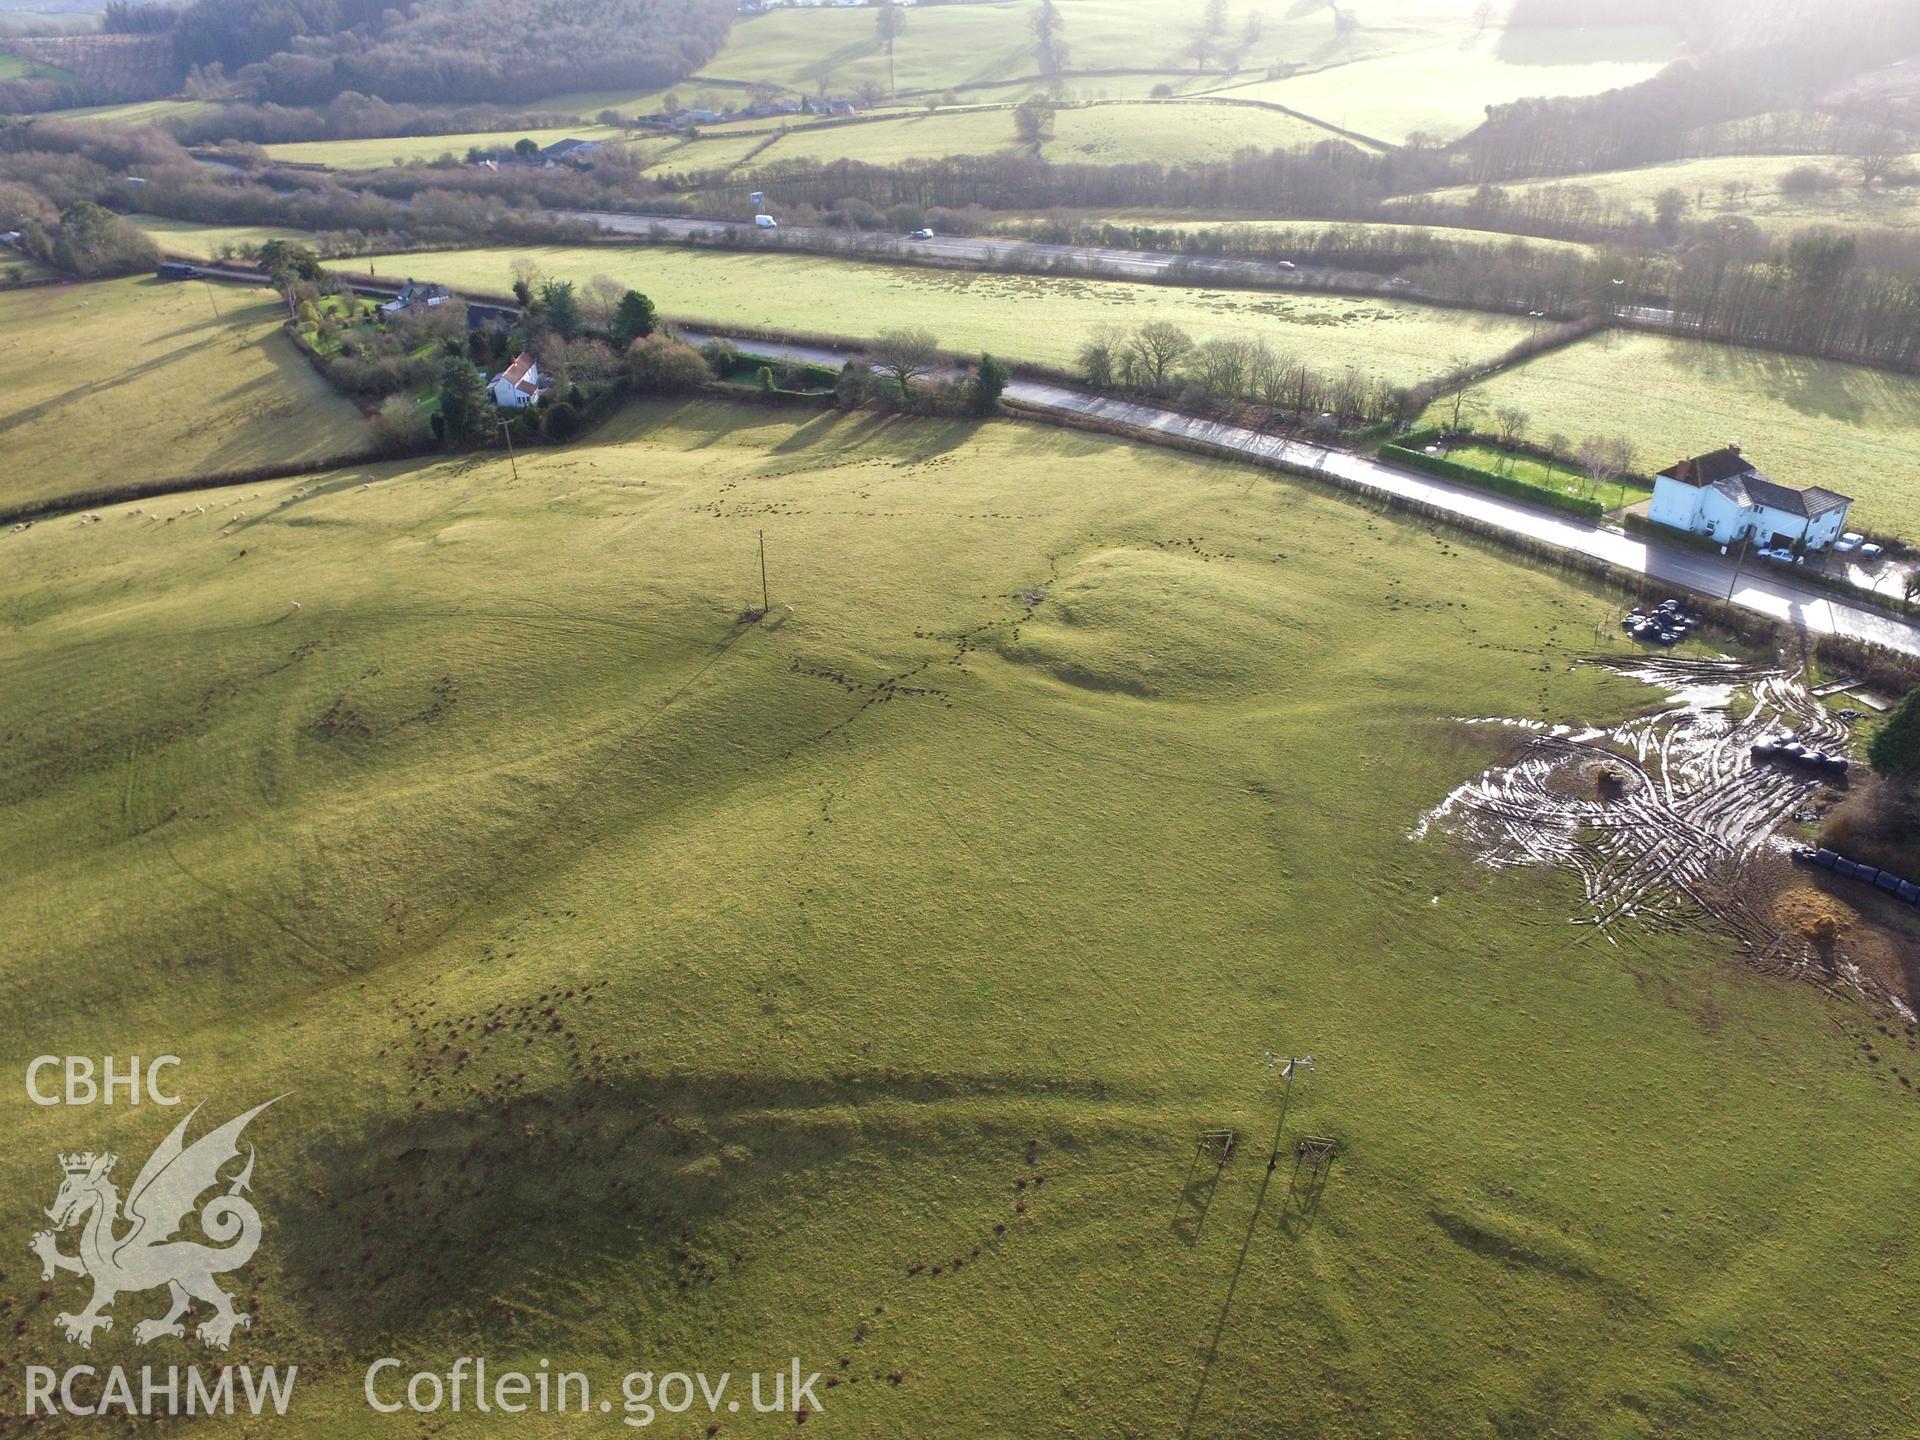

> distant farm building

[
  {"left": 539, "top": 138, "right": 603, "bottom": 166},
  {"left": 490, "top": 352, "right": 542, "bottom": 408},
  {"left": 1648, "top": 446, "right": 1852, "bottom": 552}
]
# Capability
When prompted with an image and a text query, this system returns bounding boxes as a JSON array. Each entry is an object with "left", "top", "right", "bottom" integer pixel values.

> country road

[
  {"left": 152, "top": 259, "right": 1918, "bottom": 656},
  {"left": 686, "top": 330, "right": 1920, "bottom": 658}
]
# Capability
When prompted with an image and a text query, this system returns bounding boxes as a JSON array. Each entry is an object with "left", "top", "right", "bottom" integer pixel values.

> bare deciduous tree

[
  {"left": 871, "top": 326, "right": 941, "bottom": 400},
  {"left": 581, "top": 273, "right": 625, "bottom": 331},
  {"left": 1190, "top": 336, "right": 1255, "bottom": 401},
  {"left": 1494, "top": 405, "right": 1530, "bottom": 448},
  {"left": 1125, "top": 320, "right": 1194, "bottom": 392},
  {"left": 1847, "top": 122, "right": 1906, "bottom": 189}
]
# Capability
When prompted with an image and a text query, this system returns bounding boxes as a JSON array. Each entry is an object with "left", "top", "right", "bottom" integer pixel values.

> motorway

[
  {"left": 559, "top": 207, "right": 1689, "bottom": 323},
  {"left": 685, "top": 330, "right": 1920, "bottom": 657},
  {"left": 553, "top": 208, "right": 1394, "bottom": 292}
]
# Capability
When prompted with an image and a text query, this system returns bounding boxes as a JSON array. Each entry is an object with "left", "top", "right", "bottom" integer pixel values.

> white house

[
  {"left": 489, "top": 352, "right": 541, "bottom": 408},
  {"left": 1647, "top": 445, "right": 1852, "bottom": 553}
]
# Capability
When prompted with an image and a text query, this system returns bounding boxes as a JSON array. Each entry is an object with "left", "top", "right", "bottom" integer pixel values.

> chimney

[
  {"left": 1727, "top": 441, "right": 1741, "bottom": 456},
  {"left": 1676, "top": 458, "right": 1692, "bottom": 481}
]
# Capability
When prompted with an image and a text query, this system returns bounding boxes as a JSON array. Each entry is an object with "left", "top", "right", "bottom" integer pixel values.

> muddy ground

[{"left": 1417, "top": 653, "right": 1918, "bottom": 1016}]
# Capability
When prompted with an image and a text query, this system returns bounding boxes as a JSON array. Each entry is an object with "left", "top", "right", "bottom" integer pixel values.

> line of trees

[{"left": 1076, "top": 321, "right": 1409, "bottom": 427}]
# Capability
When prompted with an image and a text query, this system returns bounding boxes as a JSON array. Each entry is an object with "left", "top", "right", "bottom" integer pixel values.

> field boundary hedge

[
  {"left": 1379, "top": 443, "right": 1605, "bottom": 519},
  {"left": 0, "top": 451, "right": 400, "bottom": 526}
]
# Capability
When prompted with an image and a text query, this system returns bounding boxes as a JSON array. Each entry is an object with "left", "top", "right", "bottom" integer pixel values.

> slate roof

[
  {"left": 1657, "top": 446, "right": 1754, "bottom": 486},
  {"left": 1659, "top": 447, "right": 1851, "bottom": 519}
]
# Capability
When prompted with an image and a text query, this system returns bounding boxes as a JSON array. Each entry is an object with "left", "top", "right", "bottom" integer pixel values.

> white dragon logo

[{"left": 29, "top": 1099, "right": 279, "bottom": 1350}]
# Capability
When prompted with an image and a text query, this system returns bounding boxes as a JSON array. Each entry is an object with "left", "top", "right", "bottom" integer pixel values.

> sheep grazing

[{"left": 289, "top": 601, "right": 302, "bottom": 610}]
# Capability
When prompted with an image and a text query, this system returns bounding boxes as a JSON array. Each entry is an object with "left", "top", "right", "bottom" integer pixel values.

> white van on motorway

[{"left": 754, "top": 214, "right": 778, "bottom": 228}]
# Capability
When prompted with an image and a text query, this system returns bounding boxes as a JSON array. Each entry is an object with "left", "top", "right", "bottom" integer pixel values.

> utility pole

[
  {"left": 200, "top": 277, "right": 221, "bottom": 321},
  {"left": 499, "top": 419, "right": 519, "bottom": 481},
  {"left": 757, "top": 528, "right": 770, "bottom": 615},
  {"left": 1262, "top": 1052, "right": 1314, "bottom": 1171},
  {"left": 1726, "top": 533, "right": 1749, "bottom": 602}
]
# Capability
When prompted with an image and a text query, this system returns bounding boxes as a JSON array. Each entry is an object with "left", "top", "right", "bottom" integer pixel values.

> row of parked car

[
  {"left": 1742, "top": 534, "right": 1884, "bottom": 566},
  {"left": 1793, "top": 847, "right": 1920, "bottom": 905},
  {"left": 1751, "top": 731, "right": 1850, "bottom": 778},
  {"left": 1621, "top": 598, "right": 1697, "bottom": 646}
]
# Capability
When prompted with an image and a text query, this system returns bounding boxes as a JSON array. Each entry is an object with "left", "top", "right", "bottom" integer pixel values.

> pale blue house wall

[
  {"left": 1649, "top": 477, "right": 1849, "bottom": 550},
  {"left": 1648, "top": 477, "right": 1703, "bottom": 531}
]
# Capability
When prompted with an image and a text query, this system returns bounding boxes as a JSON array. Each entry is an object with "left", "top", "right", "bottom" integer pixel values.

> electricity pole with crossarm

[{"left": 1262, "top": 1051, "right": 1314, "bottom": 1171}]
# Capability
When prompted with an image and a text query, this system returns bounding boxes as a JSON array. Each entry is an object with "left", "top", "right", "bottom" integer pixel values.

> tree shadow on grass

[
  {"left": 273, "top": 1061, "right": 1124, "bottom": 1351},
  {"left": 1657, "top": 340, "right": 1892, "bottom": 428}
]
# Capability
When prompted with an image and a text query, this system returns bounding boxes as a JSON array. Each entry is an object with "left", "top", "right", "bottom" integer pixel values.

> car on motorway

[
  {"left": 1835, "top": 532, "right": 1865, "bottom": 552},
  {"left": 907, "top": 228, "right": 934, "bottom": 240},
  {"left": 754, "top": 214, "right": 778, "bottom": 228},
  {"left": 1276, "top": 260, "right": 1297, "bottom": 271}
]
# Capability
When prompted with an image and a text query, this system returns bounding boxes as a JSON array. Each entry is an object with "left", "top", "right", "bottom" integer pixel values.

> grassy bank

[{"left": 2, "top": 398, "right": 1915, "bottom": 1436}]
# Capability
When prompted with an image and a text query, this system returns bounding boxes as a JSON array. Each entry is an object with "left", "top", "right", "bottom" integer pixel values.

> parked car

[
  {"left": 1860, "top": 541, "right": 1885, "bottom": 559},
  {"left": 1762, "top": 546, "right": 1797, "bottom": 563},
  {"left": 754, "top": 214, "right": 778, "bottom": 229},
  {"left": 1835, "top": 532, "right": 1865, "bottom": 553},
  {"left": 907, "top": 227, "right": 934, "bottom": 240}
]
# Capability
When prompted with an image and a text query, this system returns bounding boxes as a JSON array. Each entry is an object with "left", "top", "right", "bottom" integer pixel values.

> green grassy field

[
  {"left": 2, "top": 398, "right": 1916, "bottom": 1436},
  {"left": 695, "top": 0, "right": 1527, "bottom": 103},
  {"left": 649, "top": 127, "right": 786, "bottom": 177},
  {"left": 700, "top": 3, "right": 1041, "bottom": 96},
  {"left": 261, "top": 123, "right": 630, "bottom": 170},
  {"left": 0, "top": 276, "right": 370, "bottom": 511},
  {"left": 1437, "top": 329, "right": 1920, "bottom": 534},
  {"left": 47, "top": 96, "right": 214, "bottom": 126},
  {"left": 133, "top": 213, "right": 331, "bottom": 258},
  {"left": 1224, "top": 24, "right": 1681, "bottom": 143},
  {"left": 0, "top": 47, "right": 73, "bottom": 82},
  {"left": 360, "top": 242, "right": 1536, "bottom": 384},
  {"left": 722, "top": 100, "right": 1348, "bottom": 172},
  {"left": 1402, "top": 152, "right": 1920, "bottom": 234}
]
